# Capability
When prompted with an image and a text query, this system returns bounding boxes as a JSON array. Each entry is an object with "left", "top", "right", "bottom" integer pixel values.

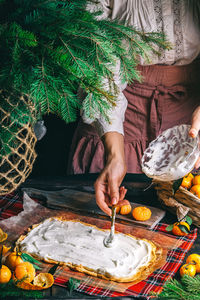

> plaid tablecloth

[{"left": 0, "top": 192, "right": 197, "bottom": 299}]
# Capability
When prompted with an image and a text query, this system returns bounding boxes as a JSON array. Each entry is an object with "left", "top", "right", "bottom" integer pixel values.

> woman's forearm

[{"left": 102, "top": 132, "right": 126, "bottom": 163}]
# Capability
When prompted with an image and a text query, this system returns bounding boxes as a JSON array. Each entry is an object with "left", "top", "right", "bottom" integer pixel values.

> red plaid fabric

[{"left": 0, "top": 192, "right": 197, "bottom": 299}]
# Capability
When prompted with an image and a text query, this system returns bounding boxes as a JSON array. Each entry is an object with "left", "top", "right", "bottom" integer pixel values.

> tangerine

[
  {"left": 181, "top": 174, "right": 194, "bottom": 189},
  {"left": 172, "top": 221, "right": 190, "bottom": 236},
  {"left": 14, "top": 261, "right": 35, "bottom": 283},
  {"left": 5, "top": 251, "right": 24, "bottom": 271},
  {"left": 120, "top": 204, "right": 132, "bottom": 215},
  {"left": 115, "top": 200, "right": 131, "bottom": 214},
  {"left": 0, "top": 265, "right": 12, "bottom": 284},
  {"left": 186, "top": 254, "right": 200, "bottom": 273},
  {"left": 193, "top": 175, "right": 200, "bottom": 185},
  {"left": 190, "top": 185, "right": 200, "bottom": 198},
  {"left": 132, "top": 206, "right": 151, "bottom": 221},
  {"left": 180, "top": 263, "right": 196, "bottom": 277}
]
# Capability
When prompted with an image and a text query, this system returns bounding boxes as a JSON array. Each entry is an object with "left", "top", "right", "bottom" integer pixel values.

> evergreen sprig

[
  {"left": 0, "top": 0, "right": 170, "bottom": 124},
  {"left": 0, "top": 0, "right": 171, "bottom": 158},
  {"left": 153, "top": 275, "right": 200, "bottom": 300}
]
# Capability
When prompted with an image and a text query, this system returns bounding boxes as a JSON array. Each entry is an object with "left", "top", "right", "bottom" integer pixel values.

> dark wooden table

[{"left": 6, "top": 174, "right": 200, "bottom": 300}]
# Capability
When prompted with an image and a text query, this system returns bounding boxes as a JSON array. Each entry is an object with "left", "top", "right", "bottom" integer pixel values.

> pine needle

[{"left": 154, "top": 275, "right": 200, "bottom": 300}]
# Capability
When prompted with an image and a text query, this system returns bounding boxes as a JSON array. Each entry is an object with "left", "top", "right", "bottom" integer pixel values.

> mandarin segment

[{"left": 132, "top": 206, "right": 152, "bottom": 221}]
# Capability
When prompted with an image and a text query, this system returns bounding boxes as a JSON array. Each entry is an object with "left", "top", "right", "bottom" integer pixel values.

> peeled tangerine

[
  {"left": 116, "top": 201, "right": 132, "bottom": 215},
  {"left": 0, "top": 227, "right": 7, "bottom": 243},
  {"left": 15, "top": 273, "right": 54, "bottom": 290},
  {"left": 0, "top": 245, "right": 11, "bottom": 255},
  {"left": 14, "top": 261, "right": 36, "bottom": 283}
]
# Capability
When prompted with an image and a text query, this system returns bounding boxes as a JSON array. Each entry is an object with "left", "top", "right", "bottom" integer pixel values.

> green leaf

[
  {"left": 21, "top": 253, "right": 41, "bottom": 264},
  {"left": 48, "top": 263, "right": 59, "bottom": 275},
  {"left": 186, "top": 216, "right": 192, "bottom": 226},
  {"left": 68, "top": 278, "right": 80, "bottom": 295},
  {"left": 32, "top": 263, "right": 41, "bottom": 270},
  {"left": 166, "top": 224, "right": 174, "bottom": 231},
  {"left": 21, "top": 253, "right": 42, "bottom": 269},
  {"left": 178, "top": 225, "right": 190, "bottom": 234},
  {"left": 172, "top": 178, "right": 183, "bottom": 194}
]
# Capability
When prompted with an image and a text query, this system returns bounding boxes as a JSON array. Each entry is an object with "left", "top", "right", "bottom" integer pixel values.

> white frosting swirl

[{"left": 19, "top": 219, "right": 153, "bottom": 280}]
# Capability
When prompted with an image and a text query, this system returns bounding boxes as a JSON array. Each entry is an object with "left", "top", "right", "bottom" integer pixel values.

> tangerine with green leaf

[
  {"left": 5, "top": 251, "right": 24, "bottom": 271},
  {"left": 172, "top": 221, "right": 190, "bottom": 236}
]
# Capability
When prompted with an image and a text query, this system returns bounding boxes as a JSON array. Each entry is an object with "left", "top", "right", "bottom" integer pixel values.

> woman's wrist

[{"left": 102, "top": 131, "right": 125, "bottom": 162}]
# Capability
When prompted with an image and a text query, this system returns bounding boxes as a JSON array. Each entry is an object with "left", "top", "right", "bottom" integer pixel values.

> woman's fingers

[
  {"left": 94, "top": 178, "right": 112, "bottom": 216},
  {"left": 115, "top": 199, "right": 130, "bottom": 207},
  {"left": 119, "top": 186, "right": 127, "bottom": 201},
  {"left": 189, "top": 106, "right": 200, "bottom": 138},
  {"left": 194, "top": 157, "right": 200, "bottom": 169}
]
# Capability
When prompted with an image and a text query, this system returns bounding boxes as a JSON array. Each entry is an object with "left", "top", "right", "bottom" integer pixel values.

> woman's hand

[
  {"left": 94, "top": 132, "right": 127, "bottom": 216},
  {"left": 189, "top": 106, "right": 200, "bottom": 168}
]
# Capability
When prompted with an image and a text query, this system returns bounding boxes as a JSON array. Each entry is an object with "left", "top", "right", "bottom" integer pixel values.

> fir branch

[
  {"left": 154, "top": 275, "right": 200, "bottom": 300},
  {"left": 0, "top": 0, "right": 171, "bottom": 156}
]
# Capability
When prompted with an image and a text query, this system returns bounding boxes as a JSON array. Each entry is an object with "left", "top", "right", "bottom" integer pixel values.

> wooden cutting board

[{"left": 22, "top": 187, "right": 165, "bottom": 229}]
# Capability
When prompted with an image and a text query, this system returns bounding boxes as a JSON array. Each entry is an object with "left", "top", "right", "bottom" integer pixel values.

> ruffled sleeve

[{"left": 81, "top": 59, "right": 127, "bottom": 137}]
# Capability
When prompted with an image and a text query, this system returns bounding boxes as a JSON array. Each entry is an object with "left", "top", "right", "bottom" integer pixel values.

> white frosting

[
  {"left": 19, "top": 219, "right": 153, "bottom": 280},
  {"left": 142, "top": 124, "right": 200, "bottom": 181}
]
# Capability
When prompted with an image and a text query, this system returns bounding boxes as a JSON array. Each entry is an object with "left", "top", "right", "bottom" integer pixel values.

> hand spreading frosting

[{"left": 189, "top": 106, "right": 200, "bottom": 169}]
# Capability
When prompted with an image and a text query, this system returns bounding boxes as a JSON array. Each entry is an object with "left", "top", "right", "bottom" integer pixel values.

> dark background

[{"left": 30, "top": 114, "right": 79, "bottom": 178}]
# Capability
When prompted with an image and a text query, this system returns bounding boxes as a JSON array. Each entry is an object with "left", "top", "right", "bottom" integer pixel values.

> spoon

[{"left": 103, "top": 206, "right": 116, "bottom": 248}]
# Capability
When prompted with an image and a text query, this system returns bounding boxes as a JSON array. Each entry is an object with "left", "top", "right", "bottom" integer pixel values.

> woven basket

[
  {"left": 0, "top": 90, "right": 37, "bottom": 195},
  {"left": 155, "top": 181, "right": 200, "bottom": 227}
]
